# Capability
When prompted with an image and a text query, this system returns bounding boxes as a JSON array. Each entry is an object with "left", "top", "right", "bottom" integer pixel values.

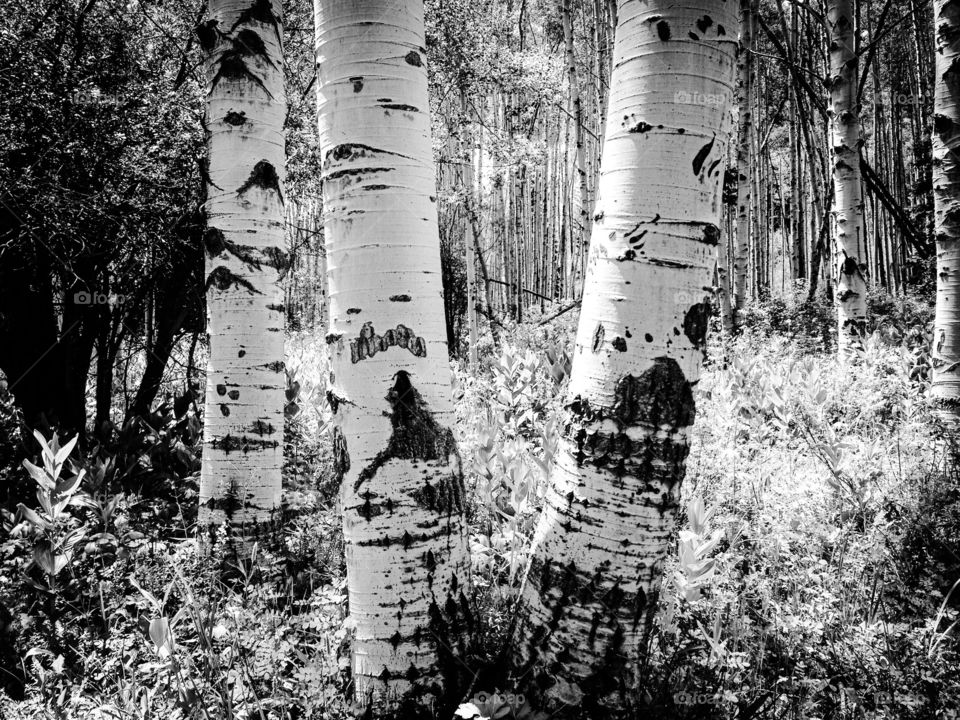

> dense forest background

[{"left": 0, "top": 0, "right": 958, "bottom": 718}]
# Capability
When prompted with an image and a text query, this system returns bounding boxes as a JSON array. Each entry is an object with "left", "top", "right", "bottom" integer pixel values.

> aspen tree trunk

[
  {"left": 460, "top": 90, "right": 480, "bottom": 365},
  {"left": 514, "top": 0, "right": 737, "bottom": 712},
  {"left": 932, "top": 0, "right": 960, "bottom": 422},
  {"left": 314, "top": 0, "right": 472, "bottom": 712},
  {"left": 563, "top": 0, "right": 590, "bottom": 270},
  {"left": 827, "top": 0, "right": 868, "bottom": 352},
  {"left": 197, "top": 0, "right": 286, "bottom": 542},
  {"left": 733, "top": 0, "right": 755, "bottom": 325},
  {"left": 717, "top": 229, "right": 735, "bottom": 332}
]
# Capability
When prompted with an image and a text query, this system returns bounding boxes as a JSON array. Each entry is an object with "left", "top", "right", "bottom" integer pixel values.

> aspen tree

[
  {"left": 932, "top": 0, "right": 960, "bottom": 422},
  {"left": 514, "top": 0, "right": 737, "bottom": 711},
  {"left": 314, "top": 0, "right": 472, "bottom": 711},
  {"left": 197, "top": 0, "right": 286, "bottom": 543},
  {"left": 733, "top": 0, "right": 756, "bottom": 325},
  {"left": 827, "top": 0, "right": 869, "bottom": 351}
]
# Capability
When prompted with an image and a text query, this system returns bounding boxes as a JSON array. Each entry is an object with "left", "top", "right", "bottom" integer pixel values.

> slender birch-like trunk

[
  {"left": 197, "top": 0, "right": 286, "bottom": 542},
  {"left": 733, "top": 0, "right": 755, "bottom": 325},
  {"left": 314, "top": 0, "right": 472, "bottom": 712},
  {"left": 933, "top": 0, "right": 960, "bottom": 422},
  {"left": 718, "top": 214, "right": 735, "bottom": 332},
  {"left": 513, "top": 0, "right": 737, "bottom": 712},
  {"left": 563, "top": 0, "right": 590, "bottom": 272},
  {"left": 827, "top": 0, "right": 868, "bottom": 352}
]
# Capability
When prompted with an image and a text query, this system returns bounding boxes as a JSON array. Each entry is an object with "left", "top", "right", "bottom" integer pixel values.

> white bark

[
  {"left": 314, "top": 0, "right": 472, "bottom": 711},
  {"left": 514, "top": 0, "right": 737, "bottom": 712},
  {"left": 827, "top": 0, "right": 868, "bottom": 352},
  {"left": 732, "top": 0, "right": 755, "bottom": 324},
  {"left": 933, "top": 0, "right": 960, "bottom": 422},
  {"left": 563, "top": 0, "right": 590, "bottom": 273},
  {"left": 198, "top": 0, "right": 286, "bottom": 539}
]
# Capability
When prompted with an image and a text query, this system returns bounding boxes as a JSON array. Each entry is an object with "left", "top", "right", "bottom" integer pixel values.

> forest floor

[{"left": 0, "top": 293, "right": 959, "bottom": 720}]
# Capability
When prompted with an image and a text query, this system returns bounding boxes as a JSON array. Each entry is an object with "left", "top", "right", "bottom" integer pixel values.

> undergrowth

[{"left": 0, "top": 301, "right": 957, "bottom": 719}]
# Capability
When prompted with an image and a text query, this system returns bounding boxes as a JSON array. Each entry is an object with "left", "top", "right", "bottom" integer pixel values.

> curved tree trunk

[
  {"left": 197, "top": 0, "right": 286, "bottom": 543},
  {"left": 733, "top": 0, "right": 755, "bottom": 325},
  {"left": 314, "top": 0, "right": 472, "bottom": 712},
  {"left": 827, "top": 0, "right": 868, "bottom": 353},
  {"left": 933, "top": 0, "right": 960, "bottom": 422},
  {"left": 512, "top": 0, "right": 737, "bottom": 713}
]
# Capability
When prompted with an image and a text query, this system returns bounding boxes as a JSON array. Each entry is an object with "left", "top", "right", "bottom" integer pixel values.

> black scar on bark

[
  {"left": 656, "top": 20, "right": 671, "bottom": 41},
  {"left": 250, "top": 419, "right": 274, "bottom": 435},
  {"left": 325, "top": 143, "right": 412, "bottom": 163},
  {"left": 565, "top": 357, "right": 695, "bottom": 486},
  {"left": 390, "top": 294, "right": 412, "bottom": 302},
  {"left": 612, "top": 336, "right": 627, "bottom": 352},
  {"left": 359, "top": 490, "right": 383, "bottom": 520},
  {"left": 206, "top": 266, "right": 261, "bottom": 295},
  {"left": 381, "top": 103, "right": 419, "bottom": 112},
  {"left": 261, "top": 246, "right": 291, "bottom": 277},
  {"left": 349, "top": 322, "right": 427, "bottom": 363},
  {"left": 717, "top": 24, "right": 726, "bottom": 35},
  {"left": 212, "top": 434, "right": 278, "bottom": 453},
  {"left": 702, "top": 223, "right": 720, "bottom": 245},
  {"left": 592, "top": 323, "right": 605, "bottom": 352},
  {"left": 237, "top": 160, "right": 284, "bottom": 203},
  {"left": 223, "top": 110, "right": 247, "bottom": 126},
  {"left": 405, "top": 50, "right": 422, "bottom": 66},
  {"left": 219, "top": 404, "right": 230, "bottom": 416},
  {"left": 227, "top": 389, "right": 240, "bottom": 400},
  {"left": 683, "top": 302, "right": 711, "bottom": 349},
  {"left": 611, "top": 359, "right": 695, "bottom": 427},
  {"left": 353, "top": 371, "right": 458, "bottom": 493},
  {"left": 332, "top": 426, "right": 350, "bottom": 483},
  {"left": 234, "top": 29, "right": 270, "bottom": 60},
  {"left": 326, "top": 390, "right": 353, "bottom": 414},
  {"left": 204, "top": 228, "right": 263, "bottom": 271},
  {"left": 203, "top": 227, "right": 227, "bottom": 256},
  {"left": 211, "top": 46, "right": 272, "bottom": 98},
  {"left": 350, "top": 76, "right": 363, "bottom": 92},
  {"left": 411, "top": 473, "right": 464, "bottom": 515},
  {"left": 692, "top": 135, "right": 716, "bottom": 175},
  {"left": 696, "top": 15, "right": 713, "bottom": 32},
  {"left": 324, "top": 166, "right": 394, "bottom": 182},
  {"left": 628, "top": 121, "right": 653, "bottom": 134},
  {"left": 230, "top": 0, "right": 281, "bottom": 43},
  {"left": 934, "top": 113, "right": 954, "bottom": 135}
]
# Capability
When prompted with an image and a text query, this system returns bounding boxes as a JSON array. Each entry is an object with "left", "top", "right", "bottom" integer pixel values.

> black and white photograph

[{"left": 0, "top": 0, "right": 958, "bottom": 717}]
